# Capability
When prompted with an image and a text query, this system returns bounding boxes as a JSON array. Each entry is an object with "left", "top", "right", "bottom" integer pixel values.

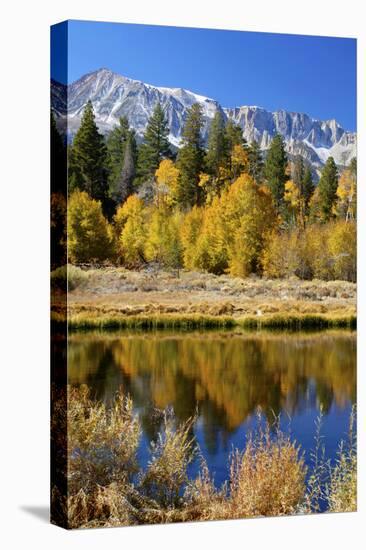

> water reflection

[{"left": 68, "top": 330, "right": 356, "bottom": 454}]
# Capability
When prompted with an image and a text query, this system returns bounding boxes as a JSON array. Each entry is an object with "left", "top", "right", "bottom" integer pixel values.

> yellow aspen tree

[
  {"left": 155, "top": 159, "right": 180, "bottom": 207},
  {"left": 195, "top": 196, "right": 229, "bottom": 274},
  {"left": 68, "top": 190, "right": 115, "bottom": 263},
  {"left": 284, "top": 180, "right": 304, "bottom": 227},
  {"left": 118, "top": 195, "right": 146, "bottom": 267},
  {"left": 180, "top": 206, "right": 205, "bottom": 269},
  {"left": 224, "top": 174, "right": 277, "bottom": 277},
  {"left": 336, "top": 169, "right": 357, "bottom": 221},
  {"left": 328, "top": 221, "right": 356, "bottom": 281},
  {"left": 231, "top": 144, "right": 249, "bottom": 180}
]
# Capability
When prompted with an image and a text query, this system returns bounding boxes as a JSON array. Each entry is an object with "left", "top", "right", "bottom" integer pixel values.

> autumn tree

[
  {"left": 68, "top": 101, "right": 108, "bottom": 204},
  {"left": 328, "top": 221, "right": 356, "bottom": 281},
  {"left": 165, "top": 211, "right": 184, "bottom": 274},
  {"left": 180, "top": 206, "right": 205, "bottom": 270},
  {"left": 284, "top": 180, "right": 301, "bottom": 227},
  {"left": 263, "top": 134, "right": 288, "bottom": 212},
  {"left": 117, "top": 195, "right": 146, "bottom": 267},
  {"left": 262, "top": 229, "right": 313, "bottom": 279},
  {"left": 336, "top": 166, "right": 357, "bottom": 221},
  {"left": 194, "top": 196, "right": 228, "bottom": 274},
  {"left": 68, "top": 190, "right": 114, "bottom": 263},
  {"left": 193, "top": 174, "right": 277, "bottom": 276},
  {"left": 145, "top": 208, "right": 183, "bottom": 272},
  {"left": 317, "top": 156, "right": 338, "bottom": 221},
  {"left": 176, "top": 103, "right": 205, "bottom": 208},
  {"left": 224, "top": 175, "right": 277, "bottom": 277},
  {"left": 137, "top": 103, "right": 171, "bottom": 181},
  {"left": 155, "top": 159, "right": 180, "bottom": 207},
  {"left": 230, "top": 143, "right": 249, "bottom": 180}
]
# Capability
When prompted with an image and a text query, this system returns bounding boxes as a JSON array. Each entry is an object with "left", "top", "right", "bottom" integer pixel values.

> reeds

[
  {"left": 56, "top": 387, "right": 356, "bottom": 528},
  {"left": 66, "top": 312, "right": 356, "bottom": 331}
]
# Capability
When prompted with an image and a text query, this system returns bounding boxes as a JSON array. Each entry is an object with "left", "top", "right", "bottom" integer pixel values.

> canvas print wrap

[{"left": 50, "top": 20, "right": 357, "bottom": 529}]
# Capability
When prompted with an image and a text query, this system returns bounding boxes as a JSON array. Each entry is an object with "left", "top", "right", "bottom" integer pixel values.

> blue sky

[{"left": 51, "top": 20, "right": 357, "bottom": 131}]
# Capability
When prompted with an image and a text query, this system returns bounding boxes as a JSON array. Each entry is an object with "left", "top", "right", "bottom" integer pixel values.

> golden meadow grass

[
  {"left": 55, "top": 386, "right": 356, "bottom": 529},
  {"left": 51, "top": 265, "right": 356, "bottom": 330}
]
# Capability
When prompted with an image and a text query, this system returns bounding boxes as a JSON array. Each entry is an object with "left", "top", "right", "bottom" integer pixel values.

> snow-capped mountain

[
  {"left": 224, "top": 106, "right": 356, "bottom": 168},
  {"left": 52, "top": 68, "right": 356, "bottom": 169}
]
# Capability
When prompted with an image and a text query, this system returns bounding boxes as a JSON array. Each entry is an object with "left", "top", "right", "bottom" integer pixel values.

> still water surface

[{"left": 68, "top": 329, "right": 356, "bottom": 486}]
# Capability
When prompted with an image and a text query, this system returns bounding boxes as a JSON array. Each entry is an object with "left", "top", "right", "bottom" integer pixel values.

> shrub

[{"left": 51, "top": 264, "right": 89, "bottom": 291}]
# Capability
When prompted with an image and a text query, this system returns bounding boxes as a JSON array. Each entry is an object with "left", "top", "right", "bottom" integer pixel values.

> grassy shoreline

[
  {"left": 52, "top": 311, "right": 356, "bottom": 331},
  {"left": 52, "top": 265, "right": 356, "bottom": 331}
]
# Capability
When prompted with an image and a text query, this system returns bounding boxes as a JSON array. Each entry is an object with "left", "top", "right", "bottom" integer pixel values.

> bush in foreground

[{"left": 52, "top": 386, "right": 356, "bottom": 528}]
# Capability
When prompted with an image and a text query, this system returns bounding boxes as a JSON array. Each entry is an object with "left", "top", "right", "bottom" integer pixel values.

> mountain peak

[{"left": 52, "top": 69, "right": 356, "bottom": 170}]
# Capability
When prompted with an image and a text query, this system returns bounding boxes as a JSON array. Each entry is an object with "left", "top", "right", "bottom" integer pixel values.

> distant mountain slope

[{"left": 52, "top": 68, "right": 356, "bottom": 170}]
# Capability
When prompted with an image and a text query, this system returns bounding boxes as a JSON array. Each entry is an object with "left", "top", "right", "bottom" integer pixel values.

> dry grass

[
  {"left": 140, "top": 415, "right": 196, "bottom": 509},
  {"left": 68, "top": 386, "right": 140, "bottom": 494},
  {"left": 227, "top": 421, "right": 306, "bottom": 518},
  {"left": 52, "top": 387, "right": 357, "bottom": 529},
  {"left": 326, "top": 407, "right": 357, "bottom": 513},
  {"left": 51, "top": 265, "right": 356, "bottom": 330},
  {"left": 304, "top": 406, "right": 357, "bottom": 515}
]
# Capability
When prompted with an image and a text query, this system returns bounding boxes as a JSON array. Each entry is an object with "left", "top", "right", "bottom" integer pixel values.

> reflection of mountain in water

[{"left": 68, "top": 331, "right": 356, "bottom": 452}]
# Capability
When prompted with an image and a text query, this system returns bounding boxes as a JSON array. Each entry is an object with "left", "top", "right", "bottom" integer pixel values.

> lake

[{"left": 68, "top": 329, "right": 356, "bottom": 488}]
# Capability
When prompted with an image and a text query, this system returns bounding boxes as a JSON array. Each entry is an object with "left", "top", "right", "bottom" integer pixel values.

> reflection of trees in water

[{"left": 68, "top": 332, "right": 356, "bottom": 453}]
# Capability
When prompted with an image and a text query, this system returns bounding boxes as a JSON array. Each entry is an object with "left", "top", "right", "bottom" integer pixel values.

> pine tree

[
  {"left": 263, "top": 134, "right": 288, "bottom": 211},
  {"left": 176, "top": 103, "right": 205, "bottom": 208},
  {"left": 302, "top": 166, "right": 315, "bottom": 215},
  {"left": 137, "top": 103, "right": 171, "bottom": 181},
  {"left": 205, "top": 111, "right": 227, "bottom": 177},
  {"left": 224, "top": 119, "right": 244, "bottom": 152},
  {"left": 106, "top": 116, "right": 130, "bottom": 194},
  {"left": 292, "top": 156, "right": 305, "bottom": 194},
  {"left": 247, "top": 141, "right": 264, "bottom": 182},
  {"left": 224, "top": 120, "right": 245, "bottom": 177},
  {"left": 69, "top": 100, "right": 108, "bottom": 203},
  {"left": 350, "top": 157, "right": 357, "bottom": 177},
  {"left": 318, "top": 156, "right": 339, "bottom": 221},
  {"left": 51, "top": 111, "right": 66, "bottom": 194},
  {"left": 289, "top": 156, "right": 305, "bottom": 226},
  {"left": 113, "top": 132, "right": 136, "bottom": 204}
]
